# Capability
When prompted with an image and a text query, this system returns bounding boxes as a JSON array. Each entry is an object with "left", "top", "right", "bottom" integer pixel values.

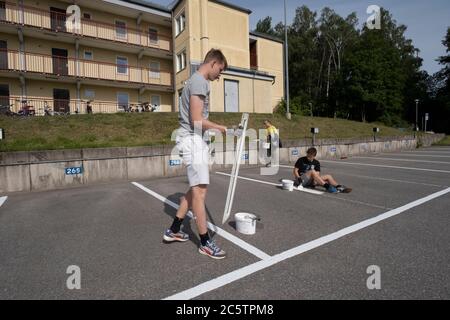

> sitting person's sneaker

[
  {"left": 163, "top": 229, "right": 189, "bottom": 242},
  {"left": 199, "top": 240, "right": 226, "bottom": 259},
  {"left": 327, "top": 185, "right": 338, "bottom": 193},
  {"left": 337, "top": 185, "right": 352, "bottom": 193}
]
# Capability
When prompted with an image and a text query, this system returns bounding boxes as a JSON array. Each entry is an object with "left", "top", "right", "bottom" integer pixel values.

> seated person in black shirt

[{"left": 293, "top": 147, "right": 352, "bottom": 193}]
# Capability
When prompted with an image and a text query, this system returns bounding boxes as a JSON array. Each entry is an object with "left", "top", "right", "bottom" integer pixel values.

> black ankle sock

[
  {"left": 170, "top": 217, "right": 184, "bottom": 233},
  {"left": 200, "top": 233, "right": 210, "bottom": 246}
]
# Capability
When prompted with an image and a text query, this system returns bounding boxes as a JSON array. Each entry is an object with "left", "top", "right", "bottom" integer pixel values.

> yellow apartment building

[{"left": 0, "top": 0, "right": 284, "bottom": 115}]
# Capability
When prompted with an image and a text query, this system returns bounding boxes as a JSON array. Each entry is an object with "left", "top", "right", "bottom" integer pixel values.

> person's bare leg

[
  {"left": 191, "top": 185, "right": 208, "bottom": 235},
  {"left": 321, "top": 174, "right": 338, "bottom": 186},
  {"left": 310, "top": 170, "right": 327, "bottom": 186},
  {"left": 175, "top": 189, "right": 193, "bottom": 219}
]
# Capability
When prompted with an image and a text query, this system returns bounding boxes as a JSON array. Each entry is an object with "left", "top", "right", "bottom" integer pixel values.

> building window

[
  {"left": 149, "top": 28, "right": 158, "bottom": 44},
  {"left": 84, "top": 89, "right": 95, "bottom": 99},
  {"left": 0, "top": 2, "right": 6, "bottom": 21},
  {"left": 116, "top": 56, "right": 128, "bottom": 74},
  {"left": 151, "top": 95, "right": 161, "bottom": 111},
  {"left": 178, "top": 89, "right": 183, "bottom": 110},
  {"left": 150, "top": 62, "right": 160, "bottom": 79},
  {"left": 175, "top": 13, "right": 185, "bottom": 36},
  {"left": 115, "top": 20, "right": 127, "bottom": 38},
  {"left": 84, "top": 51, "right": 93, "bottom": 60},
  {"left": 83, "top": 13, "right": 91, "bottom": 20},
  {"left": 176, "top": 51, "right": 186, "bottom": 72},
  {"left": 117, "top": 93, "right": 129, "bottom": 111}
]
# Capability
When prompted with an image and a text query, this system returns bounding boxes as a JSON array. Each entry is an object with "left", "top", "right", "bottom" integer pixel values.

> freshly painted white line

[
  {"left": 352, "top": 156, "right": 450, "bottom": 165},
  {"left": 164, "top": 187, "right": 450, "bottom": 300},
  {"left": 317, "top": 161, "right": 450, "bottom": 174},
  {"left": 131, "top": 182, "right": 271, "bottom": 261},
  {"left": 277, "top": 165, "right": 445, "bottom": 187},
  {"left": 0, "top": 196, "right": 7, "bottom": 208},
  {"left": 215, "top": 171, "right": 324, "bottom": 195},
  {"left": 217, "top": 171, "right": 392, "bottom": 210},
  {"left": 380, "top": 153, "right": 450, "bottom": 158},
  {"left": 407, "top": 150, "right": 450, "bottom": 154}
]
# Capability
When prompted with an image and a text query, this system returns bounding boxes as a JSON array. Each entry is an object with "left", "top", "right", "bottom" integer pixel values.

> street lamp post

[
  {"left": 415, "top": 99, "right": 419, "bottom": 132},
  {"left": 284, "top": 0, "right": 291, "bottom": 120}
]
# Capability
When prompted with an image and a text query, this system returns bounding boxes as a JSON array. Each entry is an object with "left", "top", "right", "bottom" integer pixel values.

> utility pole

[
  {"left": 284, "top": 0, "right": 291, "bottom": 120},
  {"left": 415, "top": 99, "right": 419, "bottom": 132}
]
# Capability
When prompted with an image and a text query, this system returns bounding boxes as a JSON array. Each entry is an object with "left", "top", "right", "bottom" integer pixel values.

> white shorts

[{"left": 177, "top": 134, "right": 210, "bottom": 187}]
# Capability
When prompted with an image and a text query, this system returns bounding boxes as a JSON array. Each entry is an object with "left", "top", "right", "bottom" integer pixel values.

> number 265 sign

[{"left": 65, "top": 167, "right": 83, "bottom": 175}]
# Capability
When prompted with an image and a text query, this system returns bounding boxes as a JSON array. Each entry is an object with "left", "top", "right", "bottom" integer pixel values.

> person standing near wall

[{"left": 163, "top": 49, "right": 229, "bottom": 259}]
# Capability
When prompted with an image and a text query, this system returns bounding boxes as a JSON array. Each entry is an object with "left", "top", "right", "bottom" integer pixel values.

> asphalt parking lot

[{"left": 1, "top": 146, "right": 449, "bottom": 300}]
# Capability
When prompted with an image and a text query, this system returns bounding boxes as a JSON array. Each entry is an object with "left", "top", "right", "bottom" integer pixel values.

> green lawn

[
  {"left": 0, "top": 113, "right": 411, "bottom": 152},
  {"left": 433, "top": 135, "right": 450, "bottom": 146}
]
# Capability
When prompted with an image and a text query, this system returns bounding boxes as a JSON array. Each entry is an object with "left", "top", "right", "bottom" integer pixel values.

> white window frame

[
  {"left": 117, "top": 92, "right": 129, "bottom": 111},
  {"left": 115, "top": 20, "right": 127, "bottom": 39},
  {"left": 116, "top": 56, "right": 128, "bottom": 75},
  {"left": 148, "top": 27, "right": 159, "bottom": 44},
  {"left": 83, "top": 50, "right": 93, "bottom": 60},
  {"left": 175, "top": 12, "right": 186, "bottom": 36},
  {"left": 176, "top": 50, "right": 186, "bottom": 73},
  {"left": 149, "top": 61, "right": 160, "bottom": 79}
]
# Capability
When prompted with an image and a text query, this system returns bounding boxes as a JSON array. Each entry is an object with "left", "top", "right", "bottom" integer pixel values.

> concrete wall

[{"left": 0, "top": 134, "right": 445, "bottom": 194}]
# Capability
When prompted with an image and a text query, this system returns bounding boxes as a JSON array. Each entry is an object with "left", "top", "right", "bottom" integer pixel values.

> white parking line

[
  {"left": 318, "top": 160, "right": 450, "bottom": 174},
  {"left": 164, "top": 187, "right": 450, "bottom": 300},
  {"left": 0, "top": 196, "right": 7, "bottom": 208},
  {"left": 352, "top": 156, "right": 450, "bottom": 165},
  {"left": 217, "top": 170, "right": 391, "bottom": 210},
  {"left": 215, "top": 172, "right": 324, "bottom": 195},
  {"left": 277, "top": 165, "right": 445, "bottom": 187},
  {"left": 131, "top": 182, "right": 271, "bottom": 261},
  {"left": 380, "top": 153, "right": 450, "bottom": 158}
]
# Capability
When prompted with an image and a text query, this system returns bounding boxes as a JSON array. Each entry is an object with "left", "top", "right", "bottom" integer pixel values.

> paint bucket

[
  {"left": 234, "top": 213, "right": 258, "bottom": 235},
  {"left": 281, "top": 179, "right": 294, "bottom": 191}
]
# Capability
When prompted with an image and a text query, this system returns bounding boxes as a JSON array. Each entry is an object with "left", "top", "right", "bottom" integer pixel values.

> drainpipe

[
  {"left": 200, "top": 0, "right": 209, "bottom": 58},
  {"left": 76, "top": 80, "right": 81, "bottom": 114},
  {"left": 171, "top": 8, "right": 176, "bottom": 112}
]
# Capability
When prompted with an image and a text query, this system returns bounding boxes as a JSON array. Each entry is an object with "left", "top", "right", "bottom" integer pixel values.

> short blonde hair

[{"left": 204, "top": 49, "right": 228, "bottom": 70}]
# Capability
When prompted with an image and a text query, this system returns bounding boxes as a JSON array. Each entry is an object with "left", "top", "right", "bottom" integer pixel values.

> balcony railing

[
  {"left": 0, "top": 49, "right": 173, "bottom": 87},
  {"left": 0, "top": 96, "right": 160, "bottom": 115},
  {"left": 0, "top": 1, "right": 172, "bottom": 51}
]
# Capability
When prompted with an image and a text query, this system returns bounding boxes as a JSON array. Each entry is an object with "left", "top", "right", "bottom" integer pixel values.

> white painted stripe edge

[
  {"left": 164, "top": 187, "right": 450, "bottom": 300},
  {"left": 0, "top": 196, "right": 7, "bottom": 208},
  {"left": 131, "top": 182, "right": 271, "bottom": 261}
]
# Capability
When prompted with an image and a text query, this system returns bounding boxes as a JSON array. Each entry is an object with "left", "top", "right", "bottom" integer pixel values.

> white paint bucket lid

[{"left": 234, "top": 212, "right": 257, "bottom": 235}]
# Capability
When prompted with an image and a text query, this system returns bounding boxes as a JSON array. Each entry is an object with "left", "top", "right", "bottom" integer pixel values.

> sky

[{"left": 149, "top": 0, "right": 450, "bottom": 74}]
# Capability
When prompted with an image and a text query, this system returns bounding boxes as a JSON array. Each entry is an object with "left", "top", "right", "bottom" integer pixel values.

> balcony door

[
  {"left": 53, "top": 89, "right": 70, "bottom": 113},
  {"left": 0, "top": 2, "right": 6, "bottom": 22},
  {"left": 0, "top": 40, "right": 7, "bottom": 70},
  {"left": 50, "top": 7, "right": 66, "bottom": 32},
  {"left": 52, "top": 48, "right": 68, "bottom": 76},
  {"left": 0, "top": 84, "right": 9, "bottom": 107}
]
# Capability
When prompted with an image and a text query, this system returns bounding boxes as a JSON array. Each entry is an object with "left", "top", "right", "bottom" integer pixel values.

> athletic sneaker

[
  {"left": 337, "top": 186, "right": 352, "bottom": 193},
  {"left": 163, "top": 229, "right": 189, "bottom": 242},
  {"left": 327, "top": 185, "right": 338, "bottom": 193},
  {"left": 199, "top": 240, "right": 226, "bottom": 259}
]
